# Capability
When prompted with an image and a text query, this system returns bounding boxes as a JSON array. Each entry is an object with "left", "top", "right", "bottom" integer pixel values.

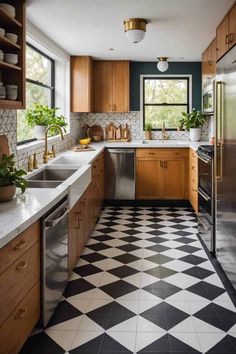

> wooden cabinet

[
  {"left": 93, "top": 60, "right": 129, "bottom": 112},
  {"left": 136, "top": 149, "right": 189, "bottom": 200},
  {"left": 189, "top": 149, "right": 198, "bottom": 212},
  {"left": 136, "top": 159, "right": 162, "bottom": 199},
  {"left": 70, "top": 56, "right": 93, "bottom": 112},
  {"left": 0, "top": 0, "right": 26, "bottom": 109},
  {"left": 216, "top": 2, "right": 236, "bottom": 61},
  {"left": 0, "top": 221, "right": 40, "bottom": 354},
  {"left": 68, "top": 152, "right": 104, "bottom": 274},
  {"left": 202, "top": 38, "right": 216, "bottom": 82}
]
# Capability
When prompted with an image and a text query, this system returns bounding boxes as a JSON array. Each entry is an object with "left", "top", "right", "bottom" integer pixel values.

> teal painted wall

[{"left": 130, "top": 62, "right": 202, "bottom": 111}]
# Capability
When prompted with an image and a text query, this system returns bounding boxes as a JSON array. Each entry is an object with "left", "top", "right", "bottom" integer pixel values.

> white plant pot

[
  {"left": 34, "top": 125, "right": 47, "bottom": 140},
  {"left": 189, "top": 128, "right": 201, "bottom": 142}
]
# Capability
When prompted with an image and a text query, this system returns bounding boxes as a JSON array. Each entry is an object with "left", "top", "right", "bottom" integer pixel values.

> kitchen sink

[
  {"left": 142, "top": 140, "right": 189, "bottom": 145},
  {"left": 27, "top": 180, "right": 62, "bottom": 188},
  {"left": 28, "top": 168, "right": 77, "bottom": 181},
  {"left": 50, "top": 156, "right": 82, "bottom": 165}
]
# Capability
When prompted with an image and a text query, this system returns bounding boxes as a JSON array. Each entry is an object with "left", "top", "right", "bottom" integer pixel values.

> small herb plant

[
  {"left": 180, "top": 109, "right": 206, "bottom": 131},
  {"left": 26, "top": 103, "right": 67, "bottom": 131},
  {"left": 0, "top": 154, "right": 28, "bottom": 193},
  {"left": 145, "top": 123, "right": 153, "bottom": 131}
]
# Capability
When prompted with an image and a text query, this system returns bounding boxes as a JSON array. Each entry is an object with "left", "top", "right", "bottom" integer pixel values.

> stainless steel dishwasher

[
  {"left": 105, "top": 148, "right": 135, "bottom": 200},
  {"left": 41, "top": 197, "right": 69, "bottom": 327}
]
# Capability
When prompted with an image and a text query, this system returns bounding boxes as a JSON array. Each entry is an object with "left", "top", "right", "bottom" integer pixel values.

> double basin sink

[{"left": 26, "top": 156, "right": 87, "bottom": 189}]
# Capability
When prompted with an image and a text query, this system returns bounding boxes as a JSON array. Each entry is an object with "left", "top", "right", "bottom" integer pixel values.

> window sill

[{"left": 17, "top": 133, "right": 70, "bottom": 155}]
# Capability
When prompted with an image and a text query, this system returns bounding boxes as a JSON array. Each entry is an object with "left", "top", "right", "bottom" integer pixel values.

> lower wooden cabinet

[
  {"left": 68, "top": 152, "right": 104, "bottom": 275},
  {"left": 0, "top": 222, "right": 41, "bottom": 354},
  {"left": 136, "top": 148, "right": 189, "bottom": 200},
  {"left": 189, "top": 149, "right": 198, "bottom": 212},
  {"left": 0, "top": 282, "right": 40, "bottom": 354}
]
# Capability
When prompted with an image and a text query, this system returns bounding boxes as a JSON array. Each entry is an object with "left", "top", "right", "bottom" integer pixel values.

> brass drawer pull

[
  {"left": 148, "top": 152, "right": 155, "bottom": 155},
  {"left": 14, "top": 240, "right": 28, "bottom": 251},
  {"left": 16, "top": 261, "right": 28, "bottom": 271},
  {"left": 15, "top": 308, "right": 27, "bottom": 319},
  {"left": 191, "top": 166, "right": 195, "bottom": 170}
]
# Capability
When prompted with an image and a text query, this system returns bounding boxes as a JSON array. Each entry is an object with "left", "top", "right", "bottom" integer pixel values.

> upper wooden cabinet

[
  {"left": 0, "top": 0, "right": 26, "bottom": 109},
  {"left": 202, "top": 38, "right": 216, "bottom": 81},
  {"left": 216, "top": 2, "right": 236, "bottom": 61},
  {"left": 93, "top": 60, "right": 130, "bottom": 113},
  {"left": 70, "top": 56, "right": 93, "bottom": 112}
]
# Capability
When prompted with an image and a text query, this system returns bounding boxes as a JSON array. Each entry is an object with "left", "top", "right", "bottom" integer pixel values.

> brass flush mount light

[
  {"left": 157, "top": 57, "right": 169, "bottom": 72},
  {"left": 123, "top": 18, "right": 147, "bottom": 43}
]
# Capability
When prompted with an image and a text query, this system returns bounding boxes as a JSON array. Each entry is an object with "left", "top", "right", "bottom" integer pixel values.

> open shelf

[
  {"left": 0, "top": 99, "right": 22, "bottom": 109},
  {"left": 0, "top": 34, "right": 21, "bottom": 49},
  {"left": 0, "top": 60, "right": 21, "bottom": 70},
  {"left": 0, "top": 7, "right": 22, "bottom": 28}
]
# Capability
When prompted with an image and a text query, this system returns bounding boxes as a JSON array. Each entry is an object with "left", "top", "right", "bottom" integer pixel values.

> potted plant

[
  {"left": 0, "top": 154, "right": 28, "bottom": 202},
  {"left": 26, "top": 103, "right": 67, "bottom": 139},
  {"left": 180, "top": 108, "right": 207, "bottom": 141},
  {"left": 144, "top": 123, "right": 153, "bottom": 140}
]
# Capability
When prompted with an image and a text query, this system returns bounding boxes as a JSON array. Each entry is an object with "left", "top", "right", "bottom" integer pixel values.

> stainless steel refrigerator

[{"left": 215, "top": 45, "right": 236, "bottom": 289}]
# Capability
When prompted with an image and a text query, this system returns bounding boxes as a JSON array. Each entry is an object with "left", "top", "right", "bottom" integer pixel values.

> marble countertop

[{"left": 0, "top": 139, "right": 210, "bottom": 249}]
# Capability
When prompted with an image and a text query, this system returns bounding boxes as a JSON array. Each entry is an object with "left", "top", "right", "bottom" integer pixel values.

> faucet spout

[{"left": 44, "top": 125, "right": 64, "bottom": 163}]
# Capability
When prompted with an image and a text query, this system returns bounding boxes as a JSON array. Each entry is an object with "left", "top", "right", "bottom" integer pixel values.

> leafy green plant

[
  {"left": 145, "top": 123, "right": 153, "bottom": 131},
  {"left": 179, "top": 109, "right": 206, "bottom": 131},
  {"left": 26, "top": 103, "right": 67, "bottom": 131},
  {"left": 0, "top": 154, "right": 28, "bottom": 193}
]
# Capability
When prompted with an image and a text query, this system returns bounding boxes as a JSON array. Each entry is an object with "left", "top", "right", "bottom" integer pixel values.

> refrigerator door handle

[{"left": 215, "top": 80, "right": 223, "bottom": 182}]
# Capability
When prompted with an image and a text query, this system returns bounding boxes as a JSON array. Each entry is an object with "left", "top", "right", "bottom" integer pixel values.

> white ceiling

[{"left": 26, "top": 0, "right": 234, "bottom": 61}]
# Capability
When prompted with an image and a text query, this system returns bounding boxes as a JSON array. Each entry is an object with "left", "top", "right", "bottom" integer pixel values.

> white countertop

[{"left": 0, "top": 139, "right": 210, "bottom": 248}]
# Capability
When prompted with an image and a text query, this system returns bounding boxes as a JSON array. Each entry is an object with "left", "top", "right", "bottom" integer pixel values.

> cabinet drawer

[
  {"left": 189, "top": 188, "right": 198, "bottom": 212},
  {"left": 136, "top": 148, "right": 189, "bottom": 158},
  {"left": 0, "top": 281, "right": 40, "bottom": 354},
  {"left": 0, "top": 221, "right": 40, "bottom": 275},
  {"left": 0, "top": 241, "right": 40, "bottom": 325}
]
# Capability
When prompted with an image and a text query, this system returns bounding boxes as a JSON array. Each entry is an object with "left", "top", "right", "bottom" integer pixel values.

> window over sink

[
  {"left": 141, "top": 75, "right": 191, "bottom": 130},
  {"left": 17, "top": 44, "right": 55, "bottom": 144}
]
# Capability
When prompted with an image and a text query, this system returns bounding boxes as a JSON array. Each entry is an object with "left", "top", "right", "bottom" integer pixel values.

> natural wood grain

[
  {"left": 216, "top": 15, "right": 229, "bottom": 61},
  {"left": 93, "top": 61, "right": 113, "bottom": 112},
  {"left": 71, "top": 56, "right": 93, "bottom": 112},
  {"left": 112, "top": 61, "right": 129, "bottom": 112},
  {"left": 0, "top": 241, "right": 40, "bottom": 326},
  {"left": 189, "top": 148, "right": 198, "bottom": 212},
  {"left": 0, "top": 281, "right": 40, "bottom": 354},
  {"left": 0, "top": 135, "right": 9, "bottom": 160},
  {"left": 229, "top": 3, "right": 236, "bottom": 49}
]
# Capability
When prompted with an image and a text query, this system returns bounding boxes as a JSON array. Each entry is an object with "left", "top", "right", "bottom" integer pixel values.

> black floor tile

[
  {"left": 47, "top": 300, "right": 82, "bottom": 327},
  {"left": 73, "top": 264, "right": 103, "bottom": 277},
  {"left": 183, "top": 265, "right": 214, "bottom": 279},
  {"left": 69, "top": 334, "right": 103, "bottom": 353},
  {"left": 100, "top": 279, "right": 138, "bottom": 298},
  {"left": 143, "top": 280, "right": 181, "bottom": 299},
  {"left": 113, "top": 253, "right": 139, "bottom": 264},
  {"left": 145, "top": 254, "right": 174, "bottom": 265},
  {"left": 108, "top": 265, "right": 139, "bottom": 278},
  {"left": 63, "top": 278, "right": 95, "bottom": 298}
]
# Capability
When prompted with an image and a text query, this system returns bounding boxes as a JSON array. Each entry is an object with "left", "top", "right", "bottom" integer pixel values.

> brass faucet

[
  {"left": 161, "top": 121, "right": 169, "bottom": 140},
  {"left": 44, "top": 125, "right": 64, "bottom": 163}
]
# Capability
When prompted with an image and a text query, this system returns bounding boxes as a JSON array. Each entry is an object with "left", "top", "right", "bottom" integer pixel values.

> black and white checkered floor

[{"left": 21, "top": 206, "right": 236, "bottom": 354}]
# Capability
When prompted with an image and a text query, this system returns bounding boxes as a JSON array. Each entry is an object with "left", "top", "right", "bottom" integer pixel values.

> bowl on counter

[
  {"left": 5, "top": 33, "right": 18, "bottom": 44},
  {"left": 79, "top": 137, "right": 91, "bottom": 145},
  {"left": 4, "top": 53, "right": 18, "bottom": 65},
  {"left": 92, "top": 135, "right": 102, "bottom": 142}
]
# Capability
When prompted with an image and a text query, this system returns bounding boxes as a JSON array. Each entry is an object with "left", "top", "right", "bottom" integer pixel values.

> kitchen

[{"left": 0, "top": 0, "right": 236, "bottom": 353}]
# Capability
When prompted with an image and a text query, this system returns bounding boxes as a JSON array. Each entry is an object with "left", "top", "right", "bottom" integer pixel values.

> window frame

[
  {"left": 17, "top": 43, "right": 55, "bottom": 145},
  {"left": 140, "top": 74, "right": 192, "bottom": 131}
]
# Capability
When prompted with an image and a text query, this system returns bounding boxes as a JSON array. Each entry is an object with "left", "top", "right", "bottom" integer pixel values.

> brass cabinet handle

[
  {"left": 148, "top": 152, "right": 155, "bottom": 155},
  {"left": 228, "top": 32, "right": 234, "bottom": 43},
  {"left": 191, "top": 166, "right": 195, "bottom": 170},
  {"left": 225, "top": 34, "right": 229, "bottom": 44},
  {"left": 15, "top": 308, "right": 27, "bottom": 319},
  {"left": 160, "top": 161, "right": 163, "bottom": 168},
  {"left": 14, "top": 240, "right": 28, "bottom": 251},
  {"left": 16, "top": 261, "right": 28, "bottom": 271},
  {"left": 75, "top": 212, "right": 81, "bottom": 229},
  {"left": 113, "top": 104, "right": 116, "bottom": 111}
]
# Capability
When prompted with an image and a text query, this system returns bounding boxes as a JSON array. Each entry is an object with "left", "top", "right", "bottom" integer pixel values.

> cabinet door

[
  {"left": 216, "top": 15, "right": 229, "bottom": 61},
  {"left": 209, "top": 38, "right": 216, "bottom": 78},
  {"left": 202, "top": 49, "right": 207, "bottom": 84},
  {"left": 93, "top": 61, "right": 113, "bottom": 112},
  {"left": 162, "top": 159, "right": 187, "bottom": 199},
  {"left": 229, "top": 3, "right": 236, "bottom": 49},
  {"left": 70, "top": 56, "right": 93, "bottom": 112},
  {"left": 136, "top": 159, "right": 162, "bottom": 199},
  {"left": 112, "top": 61, "right": 129, "bottom": 112}
]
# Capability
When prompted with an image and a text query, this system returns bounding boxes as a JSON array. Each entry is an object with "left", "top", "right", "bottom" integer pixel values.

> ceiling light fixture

[
  {"left": 157, "top": 57, "right": 169, "bottom": 72},
  {"left": 123, "top": 18, "right": 147, "bottom": 43}
]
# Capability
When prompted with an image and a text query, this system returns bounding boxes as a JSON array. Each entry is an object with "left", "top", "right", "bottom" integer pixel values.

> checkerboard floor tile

[{"left": 20, "top": 206, "right": 236, "bottom": 354}]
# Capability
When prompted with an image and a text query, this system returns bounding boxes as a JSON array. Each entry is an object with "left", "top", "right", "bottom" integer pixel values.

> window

[
  {"left": 17, "top": 44, "right": 55, "bottom": 144},
  {"left": 142, "top": 76, "right": 190, "bottom": 130}
]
